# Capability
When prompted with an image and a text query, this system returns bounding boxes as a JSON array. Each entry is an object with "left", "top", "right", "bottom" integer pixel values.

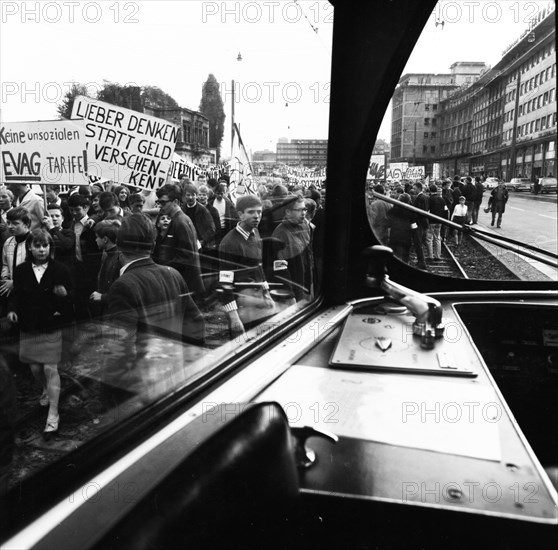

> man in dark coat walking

[{"left": 103, "top": 214, "right": 204, "bottom": 403}]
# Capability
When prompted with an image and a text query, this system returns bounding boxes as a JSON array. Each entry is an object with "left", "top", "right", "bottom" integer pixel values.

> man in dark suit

[
  {"left": 103, "top": 214, "right": 204, "bottom": 403},
  {"left": 412, "top": 182, "right": 429, "bottom": 270},
  {"left": 154, "top": 184, "right": 205, "bottom": 304}
]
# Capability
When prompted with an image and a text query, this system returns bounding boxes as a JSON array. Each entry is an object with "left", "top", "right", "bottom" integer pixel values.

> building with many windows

[
  {"left": 390, "top": 62, "right": 487, "bottom": 163},
  {"left": 276, "top": 139, "right": 328, "bottom": 167},
  {"left": 434, "top": 6, "right": 556, "bottom": 180},
  {"left": 145, "top": 106, "right": 215, "bottom": 166}
]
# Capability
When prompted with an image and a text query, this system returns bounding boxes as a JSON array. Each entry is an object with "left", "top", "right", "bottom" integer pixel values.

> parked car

[
  {"left": 507, "top": 178, "right": 531, "bottom": 192},
  {"left": 483, "top": 177, "right": 500, "bottom": 190},
  {"left": 531, "top": 177, "right": 558, "bottom": 194}
]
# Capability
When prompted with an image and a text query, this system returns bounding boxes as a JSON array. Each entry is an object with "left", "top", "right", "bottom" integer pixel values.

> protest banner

[
  {"left": 229, "top": 122, "right": 256, "bottom": 201},
  {"left": 387, "top": 162, "right": 409, "bottom": 181},
  {"left": 405, "top": 166, "right": 425, "bottom": 180},
  {"left": 369, "top": 154, "right": 386, "bottom": 180},
  {"left": 71, "top": 96, "right": 178, "bottom": 190},
  {"left": 0, "top": 120, "right": 89, "bottom": 185}
]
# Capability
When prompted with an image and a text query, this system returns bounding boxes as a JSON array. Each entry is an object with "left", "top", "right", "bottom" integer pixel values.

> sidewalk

[{"left": 469, "top": 221, "right": 557, "bottom": 282}]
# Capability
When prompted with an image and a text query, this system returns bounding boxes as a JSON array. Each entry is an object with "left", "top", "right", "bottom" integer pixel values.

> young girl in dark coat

[{"left": 7, "top": 229, "right": 74, "bottom": 439}]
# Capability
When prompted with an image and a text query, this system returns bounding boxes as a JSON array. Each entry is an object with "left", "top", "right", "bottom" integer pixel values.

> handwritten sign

[
  {"left": 369, "top": 154, "right": 386, "bottom": 179},
  {"left": 386, "top": 162, "right": 409, "bottom": 181},
  {"left": 0, "top": 120, "right": 89, "bottom": 185},
  {"left": 71, "top": 96, "right": 178, "bottom": 190},
  {"left": 405, "top": 166, "right": 425, "bottom": 180}
]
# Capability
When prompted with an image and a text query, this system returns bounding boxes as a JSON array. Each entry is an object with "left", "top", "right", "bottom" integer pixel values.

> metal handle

[
  {"left": 290, "top": 426, "right": 338, "bottom": 469},
  {"left": 364, "top": 245, "right": 445, "bottom": 348}
]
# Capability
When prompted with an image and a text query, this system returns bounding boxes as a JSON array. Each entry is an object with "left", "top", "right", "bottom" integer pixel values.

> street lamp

[{"left": 231, "top": 52, "right": 243, "bottom": 154}]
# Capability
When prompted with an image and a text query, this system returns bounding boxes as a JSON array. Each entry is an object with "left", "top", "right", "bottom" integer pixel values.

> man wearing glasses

[
  {"left": 154, "top": 184, "right": 204, "bottom": 303},
  {"left": 271, "top": 196, "right": 314, "bottom": 302}
]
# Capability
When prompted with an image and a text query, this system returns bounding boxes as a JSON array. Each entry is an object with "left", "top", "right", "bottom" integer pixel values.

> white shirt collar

[{"left": 119, "top": 256, "right": 148, "bottom": 276}]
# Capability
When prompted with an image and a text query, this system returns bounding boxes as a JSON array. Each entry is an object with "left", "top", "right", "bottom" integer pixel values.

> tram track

[{"left": 410, "top": 234, "right": 520, "bottom": 280}]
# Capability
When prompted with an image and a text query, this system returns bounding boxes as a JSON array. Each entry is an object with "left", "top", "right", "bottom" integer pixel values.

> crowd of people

[
  {"left": 368, "top": 175, "right": 509, "bottom": 268},
  {"left": 0, "top": 176, "right": 325, "bottom": 443}
]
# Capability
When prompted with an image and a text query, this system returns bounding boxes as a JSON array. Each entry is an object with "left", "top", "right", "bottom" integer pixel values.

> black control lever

[{"left": 364, "top": 245, "right": 445, "bottom": 349}]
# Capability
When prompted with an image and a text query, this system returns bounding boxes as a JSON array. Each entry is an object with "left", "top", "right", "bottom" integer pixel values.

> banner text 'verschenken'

[{"left": 71, "top": 96, "right": 178, "bottom": 190}]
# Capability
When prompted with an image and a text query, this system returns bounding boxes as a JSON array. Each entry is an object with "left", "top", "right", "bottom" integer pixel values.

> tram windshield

[
  {"left": 0, "top": 0, "right": 556, "bottom": 512},
  {"left": 366, "top": 0, "right": 557, "bottom": 283},
  {"left": 0, "top": 0, "right": 333, "bottom": 491}
]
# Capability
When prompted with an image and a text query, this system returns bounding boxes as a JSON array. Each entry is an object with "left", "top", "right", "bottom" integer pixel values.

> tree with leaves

[
  {"left": 57, "top": 81, "right": 180, "bottom": 118},
  {"left": 57, "top": 83, "right": 91, "bottom": 119},
  {"left": 199, "top": 74, "right": 225, "bottom": 162}
]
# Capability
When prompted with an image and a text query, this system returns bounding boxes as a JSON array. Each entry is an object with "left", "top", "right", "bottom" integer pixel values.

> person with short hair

[
  {"left": 43, "top": 204, "right": 76, "bottom": 268},
  {"left": 154, "top": 184, "right": 204, "bottom": 302},
  {"left": 218, "top": 195, "right": 275, "bottom": 337},
  {"left": 388, "top": 193, "right": 415, "bottom": 263},
  {"left": 98, "top": 191, "right": 124, "bottom": 223},
  {"left": 181, "top": 183, "right": 216, "bottom": 251},
  {"left": 103, "top": 214, "right": 204, "bottom": 402},
  {"left": 411, "top": 182, "right": 429, "bottom": 269},
  {"left": 0, "top": 187, "right": 15, "bottom": 248},
  {"left": 67, "top": 194, "right": 101, "bottom": 320},
  {"left": 461, "top": 176, "right": 475, "bottom": 224},
  {"left": 7, "top": 183, "right": 44, "bottom": 230},
  {"left": 271, "top": 196, "right": 314, "bottom": 302},
  {"left": 471, "top": 176, "right": 485, "bottom": 224},
  {"left": 89, "top": 220, "right": 122, "bottom": 316},
  {"left": 1, "top": 208, "right": 32, "bottom": 300},
  {"left": 368, "top": 183, "right": 391, "bottom": 245},
  {"left": 7, "top": 229, "right": 74, "bottom": 439},
  {"left": 488, "top": 180, "right": 509, "bottom": 229},
  {"left": 208, "top": 183, "right": 239, "bottom": 242},
  {"left": 451, "top": 196, "right": 468, "bottom": 245},
  {"left": 426, "top": 183, "right": 446, "bottom": 261}
]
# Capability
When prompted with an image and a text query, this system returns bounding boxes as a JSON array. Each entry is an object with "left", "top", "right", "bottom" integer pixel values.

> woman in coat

[{"left": 7, "top": 229, "right": 74, "bottom": 439}]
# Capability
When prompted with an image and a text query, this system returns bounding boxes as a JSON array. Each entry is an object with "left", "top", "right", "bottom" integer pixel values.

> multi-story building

[
  {"left": 436, "top": 5, "right": 555, "bottom": 180},
  {"left": 145, "top": 106, "right": 215, "bottom": 166},
  {"left": 390, "top": 62, "right": 487, "bottom": 165},
  {"left": 276, "top": 139, "right": 328, "bottom": 167}
]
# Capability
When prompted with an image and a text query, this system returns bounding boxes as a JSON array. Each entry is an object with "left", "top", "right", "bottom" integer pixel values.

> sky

[{"left": 0, "top": 0, "right": 554, "bottom": 155}]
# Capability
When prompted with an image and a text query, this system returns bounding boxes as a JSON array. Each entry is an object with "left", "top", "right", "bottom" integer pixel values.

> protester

[
  {"left": 388, "top": 193, "right": 415, "bottom": 263},
  {"left": 67, "top": 194, "right": 101, "bottom": 321},
  {"left": 271, "top": 196, "right": 314, "bottom": 301},
  {"left": 218, "top": 195, "right": 275, "bottom": 337},
  {"left": 426, "top": 183, "right": 446, "bottom": 261},
  {"left": 89, "top": 220, "right": 122, "bottom": 317},
  {"left": 208, "top": 183, "right": 239, "bottom": 244},
  {"left": 181, "top": 184, "right": 216, "bottom": 252},
  {"left": 103, "top": 214, "right": 204, "bottom": 403},
  {"left": 154, "top": 184, "right": 205, "bottom": 303},
  {"left": 43, "top": 204, "right": 76, "bottom": 268},
  {"left": 0, "top": 187, "right": 15, "bottom": 248},
  {"left": 7, "top": 229, "right": 74, "bottom": 439},
  {"left": 368, "top": 184, "right": 391, "bottom": 245},
  {"left": 1, "top": 208, "right": 32, "bottom": 301},
  {"left": 8, "top": 183, "right": 44, "bottom": 230},
  {"left": 411, "top": 182, "right": 429, "bottom": 269},
  {"left": 114, "top": 186, "right": 132, "bottom": 216}
]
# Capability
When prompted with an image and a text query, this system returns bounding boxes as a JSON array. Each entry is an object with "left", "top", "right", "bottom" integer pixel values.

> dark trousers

[{"left": 412, "top": 226, "right": 426, "bottom": 267}]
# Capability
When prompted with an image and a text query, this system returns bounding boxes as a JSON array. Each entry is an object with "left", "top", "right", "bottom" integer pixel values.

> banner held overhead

[
  {"left": 0, "top": 120, "right": 89, "bottom": 186},
  {"left": 71, "top": 96, "right": 179, "bottom": 190}
]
